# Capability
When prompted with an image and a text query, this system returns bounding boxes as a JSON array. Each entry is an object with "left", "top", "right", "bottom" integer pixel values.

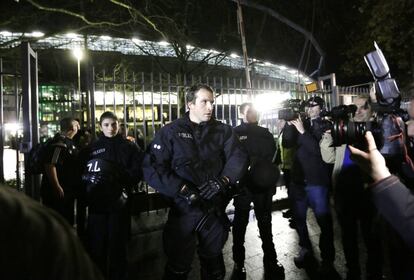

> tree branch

[{"left": 26, "top": 0, "right": 131, "bottom": 27}]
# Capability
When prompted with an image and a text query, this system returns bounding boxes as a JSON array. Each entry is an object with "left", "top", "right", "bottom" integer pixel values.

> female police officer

[
  {"left": 81, "top": 111, "right": 143, "bottom": 280},
  {"left": 143, "top": 84, "right": 248, "bottom": 280}
]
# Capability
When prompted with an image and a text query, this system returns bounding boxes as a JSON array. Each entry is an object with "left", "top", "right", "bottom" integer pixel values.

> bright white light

[
  {"left": 264, "top": 61, "right": 271, "bottom": 66},
  {"left": 253, "top": 91, "right": 291, "bottom": 111},
  {"left": 279, "top": 65, "right": 287, "bottom": 70},
  {"left": 25, "top": 31, "right": 44, "bottom": 38},
  {"left": 100, "top": 35, "right": 112, "bottom": 40},
  {"left": 32, "top": 31, "right": 44, "bottom": 37},
  {"left": 5, "top": 123, "right": 21, "bottom": 133},
  {"left": 158, "top": 41, "right": 169, "bottom": 46},
  {"left": 230, "top": 53, "right": 239, "bottom": 58},
  {"left": 288, "top": 69, "right": 297, "bottom": 74},
  {"left": 72, "top": 48, "right": 84, "bottom": 61},
  {"left": 65, "top": 33, "right": 80, "bottom": 38},
  {"left": 186, "top": 44, "right": 194, "bottom": 50},
  {"left": 0, "top": 31, "right": 12, "bottom": 36},
  {"left": 209, "top": 49, "right": 219, "bottom": 54},
  {"left": 132, "top": 37, "right": 142, "bottom": 44}
]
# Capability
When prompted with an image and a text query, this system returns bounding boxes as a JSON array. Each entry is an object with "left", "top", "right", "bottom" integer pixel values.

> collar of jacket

[
  {"left": 182, "top": 111, "right": 217, "bottom": 129},
  {"left": 241, "top": 121, "right": 258, "bottom": 127},
  {"left": 99, "top": 133, "right": 123, "bottom": 142}
]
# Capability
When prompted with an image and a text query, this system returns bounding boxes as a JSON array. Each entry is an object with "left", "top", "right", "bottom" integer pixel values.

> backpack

[{"left": 27, "top": 136, "right": 66, "bottom": 175}]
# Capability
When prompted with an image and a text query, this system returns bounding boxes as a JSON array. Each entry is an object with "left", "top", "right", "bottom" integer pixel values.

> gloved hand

[
  {"left": 82, "top": 173, "right": 105, "bottom": 185},
  {"left": 198, "top": 176, "right": 229, "bottom": 200},
  {"left": 178, "top": 184, "right": 200, "bottom": 205}
]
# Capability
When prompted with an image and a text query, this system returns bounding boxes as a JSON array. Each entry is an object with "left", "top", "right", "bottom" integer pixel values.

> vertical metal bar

[
  {"left": 234, "top": 78, "right": 238, "bottom": 125},
  {"left": 183, "top": 74, "right": 187, "bottom": 106},
  {"left": 141, "top": 73, "right": 147, "bottom": 148},
  {"left": 227, "top": 77, "right": 231, "bottom": 126},
  {"left": 214, "top": 77, "right": 217, "bottom": 119},
  {"left": 221, "top": 77, "right": 224, "bottom": 122},
  {"left": 14, "top": 62, "right": 20, "bottom": 189},
  {"left": 240, "top": 78, "right": 243, "bottom": 104},
  {"left": 90, "top": 66, "right": 96, "bottom": 138},
  {"left": 168, "top": 74, "right": 172, "bottom": 123},
  {"left": 176, "top": 75, "right": 180, "bottom": 119},
  {"left": 0, "top": 58, "right": 4, "bottom": 183},
  {"left": 132, "top": 72, "right": 137, "bottom": 140},
  {"left": 159, "top": 73, "right": 164, "bottom": 126},
  {"left": 122, "top": 70, "right": 127, "bottom": 127},
  {"left": 150, "top": 72, "right": 155, "bottom": 136},
  {"left": 113, "top": 70, "right": 116, "bottom": 112},
  {"left": 103, "top": 69, "right": 106, "bottom": 112}
]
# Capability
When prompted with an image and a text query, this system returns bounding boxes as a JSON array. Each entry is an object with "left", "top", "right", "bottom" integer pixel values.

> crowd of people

[{"left": 3, "top": 83, "right": 414, "bottom": 280}]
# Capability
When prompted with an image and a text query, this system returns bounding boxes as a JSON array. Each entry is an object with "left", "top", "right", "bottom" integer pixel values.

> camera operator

[
  {"left": 282, "top": 96, "right": 338, "bottom": 278},
  {"left": 349, "top": 131, "right": 414, "bottom": 250},
  {"left": 320, "top": 97, "right": 383, "bottom": 280}
]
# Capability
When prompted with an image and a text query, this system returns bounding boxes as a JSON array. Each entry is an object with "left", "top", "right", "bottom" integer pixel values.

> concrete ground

[{"left": 128, "top": 187, "right": 379, "bottom": 280}]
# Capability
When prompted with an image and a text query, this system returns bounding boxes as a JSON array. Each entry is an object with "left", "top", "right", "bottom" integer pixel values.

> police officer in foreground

[
  {"left": 143, "top": 84, "right": 248, "bottom": 280},
  {"left": 231, "top": 103, "right": 284, "bottom": 280},
  {"left": 81, "top": 111, "right": 143, "bottom": 280}
]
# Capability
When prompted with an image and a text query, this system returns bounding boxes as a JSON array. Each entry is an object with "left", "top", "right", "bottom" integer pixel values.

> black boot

[
  {"left": 264, "top": 258, "right": 285, "bottom": 280},
  {"left": 163, "top": 266, "right": 189, "bottom": 280},
  {"left": 230, "top": 263, "right": 246, "bottom": 280}
]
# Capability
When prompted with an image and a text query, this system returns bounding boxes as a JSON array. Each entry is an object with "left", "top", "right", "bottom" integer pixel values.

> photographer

[
  {"left": 349, "top": 131, "right": 414, "bottom": 249},
  {"left": 320, "top": 97, "right": 383, "bottom": 280},
  {"left": 282, "top": 96, "right": 338, "bottom": 278}
]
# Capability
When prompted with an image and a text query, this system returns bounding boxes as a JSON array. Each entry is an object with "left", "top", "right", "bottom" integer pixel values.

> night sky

[{"left": 1, "top": 0, "right": 413, "bottom": 88}]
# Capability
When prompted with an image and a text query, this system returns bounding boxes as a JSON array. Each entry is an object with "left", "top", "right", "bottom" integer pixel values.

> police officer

[
  {"left": 143, "top": 84, "right": 248, "bottom": 280},
  {"left": 81, "top": 111, "right": 143, "bottom": 280},
  {"left": 42, "top": 117, "right": 80, "bottom": 226},
  {"left": 231, "top": 103, "right": 284, "bottom": 280}
]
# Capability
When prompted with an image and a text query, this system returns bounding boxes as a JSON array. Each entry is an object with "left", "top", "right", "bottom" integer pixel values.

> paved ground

[{"left": 129, "top": 188, "right": 368, "bottom": 280}]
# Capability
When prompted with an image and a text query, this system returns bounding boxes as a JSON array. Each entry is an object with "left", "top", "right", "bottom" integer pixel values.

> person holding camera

[
  {"left": 143, "top": 84, "right": 248, "bottom": 280},
  {"left": 282, "top": 96, "right": 338, "bottom": 278},
  {"left": 231, "top": 103, "right": 284, "bottom": 280},
  {"left": 320, "top": 96, "right": 383, "bottom": 280},
  {"left": 350, "top": 131, "right": 414, "bottom": 250}
]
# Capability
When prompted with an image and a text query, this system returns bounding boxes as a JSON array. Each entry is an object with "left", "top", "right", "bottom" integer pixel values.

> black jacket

[
  {"left": 234, "top": 122, "right": 277, "bottom": 188},
  {"left": 371, "top": 175, "right": 414, "bottom": 249},
  {"left": 143, "top": 113, "right": 248, "bottom": 198},
  {"left": 234, "top": 122, "right": 276, "bottom": 163},
  {"left": 282, "top": 118, "right": 330, "bottom": 186},
  {"left": 81, "top": 134, "right": 143, "bottom": 208}
]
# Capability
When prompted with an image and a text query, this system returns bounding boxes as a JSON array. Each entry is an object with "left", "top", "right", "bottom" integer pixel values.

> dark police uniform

[
  {"left": 82, "top": 133, "right": 143, "bottom": 280},
  {"left": 143, "top": 112, "right": 248, "bottom": 280},
  {"left": 41, "top": 133, "right": 80, "bottom": 225},
  {"left": 232, "top": 122, "right": 282, "bottom": 277}
]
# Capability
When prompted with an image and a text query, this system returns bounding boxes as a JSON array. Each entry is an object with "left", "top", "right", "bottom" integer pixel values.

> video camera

[
  {"left": 331, "top": 42, "right": 407, "bottom": 161},
  {"left": 278, "top": 99, "right": 306, "bottom": 121}
]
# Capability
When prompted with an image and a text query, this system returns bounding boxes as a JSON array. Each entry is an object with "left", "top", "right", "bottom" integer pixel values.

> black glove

[
  {"left": 82, "top": 173, "right": 105, "bottom": 185},
  {"left": 178, "top": 184, "right": 200, "bottom": 205},
  {"left": 198, "top": 177, "right": 229, "bottom": 200}
]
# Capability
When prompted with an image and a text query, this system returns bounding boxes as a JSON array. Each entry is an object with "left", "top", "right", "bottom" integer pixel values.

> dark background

[{"left": 1, "top": 0, "right": 413, "bottom": 90}]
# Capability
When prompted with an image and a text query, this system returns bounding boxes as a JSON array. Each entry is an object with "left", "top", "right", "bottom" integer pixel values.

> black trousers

[
  {"left": 87, "top": 197, "right": 129, "bottom": 280},
  {"left": 334, "top": 180, "right": 383, "bottom": 277},
  {"left": 163, "top": 198, "right": 230, "bottom": 279},
  {"left": 232, "top": 187, "right": 277, "bottom": 266},
  {"left": 41, "top": 185, "right": 75, "bottom": 226}
]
